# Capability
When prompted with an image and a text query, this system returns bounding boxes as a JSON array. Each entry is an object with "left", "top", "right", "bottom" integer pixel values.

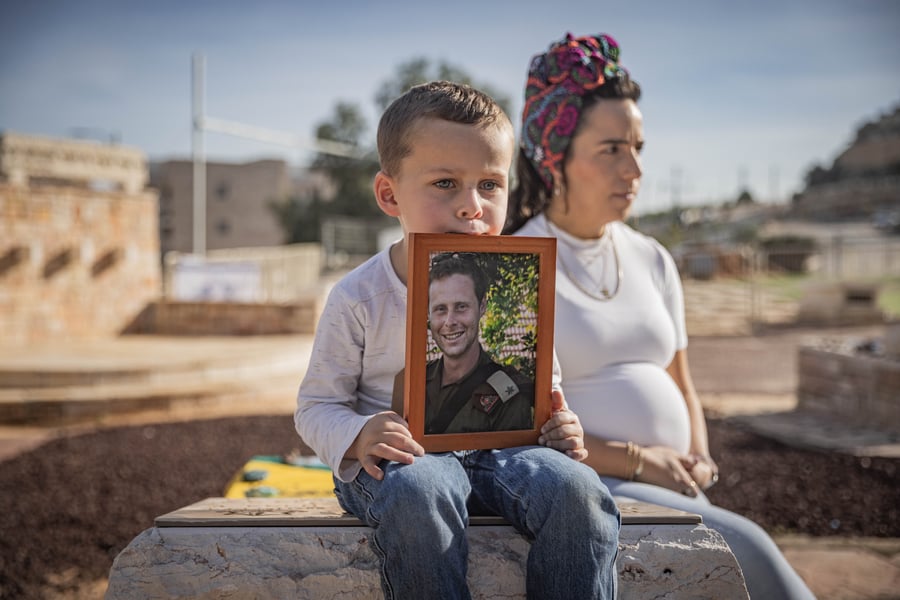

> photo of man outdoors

[{"left": 424, "top": 252, "right": 534, "bottom": 434}]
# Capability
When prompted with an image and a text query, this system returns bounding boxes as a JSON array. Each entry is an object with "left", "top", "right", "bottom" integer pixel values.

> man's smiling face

[{"left": 428, "top": 272, "right": 485, "bottom": 361}]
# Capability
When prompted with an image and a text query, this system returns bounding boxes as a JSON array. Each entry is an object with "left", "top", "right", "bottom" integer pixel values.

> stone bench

[{"left": 106, "top": 497, "right": 749, "bottom": 599}]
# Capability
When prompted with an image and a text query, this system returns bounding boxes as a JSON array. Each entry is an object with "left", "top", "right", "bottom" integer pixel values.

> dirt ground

[
  {"left": 1, "top": 325, "right": 897, "bottom": 599},
  {"left": 0, "top": 413, "right": 897, "bottom": 600}
]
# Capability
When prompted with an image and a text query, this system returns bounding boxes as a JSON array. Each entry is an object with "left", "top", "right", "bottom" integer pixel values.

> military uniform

[{"left": 424, "top": 347, "right": 534, "bottom": 435}]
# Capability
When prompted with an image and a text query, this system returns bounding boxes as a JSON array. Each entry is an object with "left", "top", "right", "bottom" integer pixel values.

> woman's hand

[
  {"left": 689, "top": 453, "right": 719, "bottom": 490},
  {"left": 539, "top": 390, "right": 588, "bottom": 461},
  {"left": 347, "top": 411, "right": 425, "bottom": 481},
  {"left": 637, "top": 445, "right": 702, "bottom": 497}
]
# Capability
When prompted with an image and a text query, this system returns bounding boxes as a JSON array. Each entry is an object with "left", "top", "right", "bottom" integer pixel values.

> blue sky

[{"left": 2, "top": 0, "right": 898, "bottom": 214}]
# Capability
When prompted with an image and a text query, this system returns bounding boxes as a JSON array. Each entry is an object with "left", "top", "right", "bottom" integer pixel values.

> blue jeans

[
  {"left": 334, "top": 447, "right": 620, "bottom": 600},
  {"left": 604, "top": 478, "right": 816, "bottom": 600}
]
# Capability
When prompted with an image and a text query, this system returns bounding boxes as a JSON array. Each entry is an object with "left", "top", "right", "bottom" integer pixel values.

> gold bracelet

[
  {"left": 625, "top": 442, "right": 631, "bottom": 480},
  {"left": 624, "top": 442, "right": 645, "bottom": 481},
  {"left": 633, "top": 445, "right": 644, "bottom": 480}
]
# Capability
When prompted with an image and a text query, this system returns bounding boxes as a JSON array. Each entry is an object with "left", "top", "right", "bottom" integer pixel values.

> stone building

[
  {"left": 792, "top": 103, "right": 900, "bottom": 220},
  {"left": 0, "top": 131, "right": 161, "bottom": 344},
  {"left": 151, "top": 159, "right": 334, "bottom": 256}
]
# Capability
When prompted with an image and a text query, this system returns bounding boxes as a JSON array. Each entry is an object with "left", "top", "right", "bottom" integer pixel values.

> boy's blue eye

[
  {"left": 481, "top": 181, "right": 498, "bottom": 191},
  {"left": 434, "top": 180, "right": 453, "bottom": 189}
]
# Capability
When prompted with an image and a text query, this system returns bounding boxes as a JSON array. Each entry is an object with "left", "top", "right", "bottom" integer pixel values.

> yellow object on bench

[{"left": 223, "top": 455, "right": 335, "bottom": 499}]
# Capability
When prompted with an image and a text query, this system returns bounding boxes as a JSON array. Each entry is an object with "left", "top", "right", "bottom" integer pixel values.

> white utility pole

[
  {"left": 192, "top": 53, "right": 206, "bottom": 255},
  {"left": 189, "top": 53, "right": 365, "bottom": 256}
]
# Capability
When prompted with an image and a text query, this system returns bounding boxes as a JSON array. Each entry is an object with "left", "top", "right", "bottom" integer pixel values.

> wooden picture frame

[{"left": 399, "top": 233, "right": 556, "bottom": 452}]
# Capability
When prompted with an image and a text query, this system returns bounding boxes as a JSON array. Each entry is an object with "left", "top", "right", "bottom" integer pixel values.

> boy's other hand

[
  {"left": 353, "top": 411, "right": 425, "bottom": 480},
  {"left": 538, "top": 390, "right": 588, "bottom": 462}
]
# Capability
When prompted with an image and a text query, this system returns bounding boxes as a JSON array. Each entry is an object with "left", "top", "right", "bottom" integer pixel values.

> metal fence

[
  {"left": 810, "top": 235, "right": 900, "bottom": 280},
  {"left": 679, "top": 235, "right": 900, "bottom": 335}
]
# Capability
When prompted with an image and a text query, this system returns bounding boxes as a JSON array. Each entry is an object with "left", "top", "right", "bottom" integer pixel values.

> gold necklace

[{"left": 544, "top": 216, "right": 623, "bottom": 301}]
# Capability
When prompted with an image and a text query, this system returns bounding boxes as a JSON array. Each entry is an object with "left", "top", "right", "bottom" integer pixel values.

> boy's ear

[{"left": 373, "top": 171, "right": 401, "bottom": 217}]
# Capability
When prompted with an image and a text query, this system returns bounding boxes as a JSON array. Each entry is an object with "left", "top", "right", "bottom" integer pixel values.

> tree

[
  {"left": 480, "top": 253, "right": 540, "bottom": 379},
  {"left": 374, "top": 58, "right": 512, "bottom": 115},
  {"left": 270, "top": 58, "right": 512, "bottom": 243},
  {"left": 736, "top": 188, "right": 755, "bottom": 205},
  {"left": 269, "top": 103, "right": 382, "bottom": 243},
  {"left": 310, "top": 103, "right": 382, "bottom": 219},
  {"left": 267, "top": 191, "right": 325, "bottom": 244}
]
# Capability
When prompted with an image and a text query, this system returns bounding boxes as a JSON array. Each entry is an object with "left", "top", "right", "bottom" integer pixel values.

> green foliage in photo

[{"left": 479, "top": 253, "right": 540, "bottom": 379}]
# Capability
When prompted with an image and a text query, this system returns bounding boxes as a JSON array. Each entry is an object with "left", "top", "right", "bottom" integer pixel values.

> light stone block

[{"left": 105, "top": 498, "right": 748, "bottom": 599}]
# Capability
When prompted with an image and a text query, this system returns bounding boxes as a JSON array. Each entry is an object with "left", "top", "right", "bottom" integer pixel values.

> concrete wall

[{"left": 0, "top": 183, "right": 161, "bottom": 344}]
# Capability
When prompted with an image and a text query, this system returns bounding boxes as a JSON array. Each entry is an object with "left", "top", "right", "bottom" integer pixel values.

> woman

[{"left": 506, "top": 33, "right": 815, "bottom": 600}]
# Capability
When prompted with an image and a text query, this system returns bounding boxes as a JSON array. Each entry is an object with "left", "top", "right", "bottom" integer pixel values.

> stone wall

[
  {"left": 798, "top": 345, "right": 900, "bottom": 433},
  {"left": 0, "top": 131, "right": 147, "bottom": 194},
  {"left": 125, "top": 299, "right": 320, "bottom": 336},
  {"left": 0, "top": 183, "right": 161, "bottom": 344}
]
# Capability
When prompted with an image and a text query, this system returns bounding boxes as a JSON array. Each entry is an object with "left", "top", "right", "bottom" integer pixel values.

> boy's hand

[
  {"left": 351, "top": 411, "right": 425, "bottom": 480},
  {"left": 538, "top": 390, "right": 588, "bottom": 461}
]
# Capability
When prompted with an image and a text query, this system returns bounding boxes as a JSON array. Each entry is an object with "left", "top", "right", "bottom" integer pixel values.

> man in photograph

[{"left": 425, "top": 253, "right": 534, "bottom": 434}]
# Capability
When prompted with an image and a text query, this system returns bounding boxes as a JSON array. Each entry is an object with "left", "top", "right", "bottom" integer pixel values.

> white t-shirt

[{"left": 516, "top": 215, "right": 691, "bottom": 453}]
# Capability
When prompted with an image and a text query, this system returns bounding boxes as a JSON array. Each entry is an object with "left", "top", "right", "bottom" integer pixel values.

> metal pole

[{"left": 192, "top": 53, "right": 206, "bottom": 255}]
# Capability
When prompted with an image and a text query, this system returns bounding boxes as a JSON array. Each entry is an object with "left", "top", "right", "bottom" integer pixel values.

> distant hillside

[{"left": 792, "top": 103, "right": 900, "bottom": 221}]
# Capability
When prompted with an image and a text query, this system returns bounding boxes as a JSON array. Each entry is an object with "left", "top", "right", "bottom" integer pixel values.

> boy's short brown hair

[{"left": 376, "top": 80, "right": 511, "bottom": 177}]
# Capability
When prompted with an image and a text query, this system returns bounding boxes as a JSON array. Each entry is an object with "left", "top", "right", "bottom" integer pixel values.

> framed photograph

[{"left": 397, "top": 233, "right": 556, "bottom": 452}]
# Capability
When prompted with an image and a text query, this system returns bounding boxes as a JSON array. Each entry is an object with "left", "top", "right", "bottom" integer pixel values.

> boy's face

[{"left": 374, "top": 117, "right": 514, "bottom": 237}]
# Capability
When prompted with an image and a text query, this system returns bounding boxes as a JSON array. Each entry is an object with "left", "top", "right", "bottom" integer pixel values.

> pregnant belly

[{"left": 562, "top": 362, "right": 691, "bottom": 454}]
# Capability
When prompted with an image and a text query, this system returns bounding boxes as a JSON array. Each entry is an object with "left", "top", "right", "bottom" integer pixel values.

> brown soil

[{"left": 0, "top": 415, "right": 897, "bottom": 600}]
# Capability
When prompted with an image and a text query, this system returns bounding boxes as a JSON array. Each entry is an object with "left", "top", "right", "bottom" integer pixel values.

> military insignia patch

[
  {"left": 486, "top": 371, "right": 519, "bottom": 402},
  {"left": 475, "top": 393, "right": 500, "bottom": 414}
]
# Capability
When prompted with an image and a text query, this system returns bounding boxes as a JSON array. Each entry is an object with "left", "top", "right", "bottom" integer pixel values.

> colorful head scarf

[{"left": 521, "top": 33, "right": 630, "bottom": 192}]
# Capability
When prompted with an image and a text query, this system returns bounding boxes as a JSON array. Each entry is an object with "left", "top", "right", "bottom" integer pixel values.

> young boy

[{"left": 295, "top": 81, "right": 619, "bottom": 599}]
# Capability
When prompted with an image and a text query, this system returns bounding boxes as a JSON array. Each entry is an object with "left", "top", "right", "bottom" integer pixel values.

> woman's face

[{"left": 556, "top": 98, "right": 643, "bottom": 236}]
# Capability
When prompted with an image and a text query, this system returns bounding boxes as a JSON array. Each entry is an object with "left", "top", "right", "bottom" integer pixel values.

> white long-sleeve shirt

[
  {"left": 295, "top": 248, "right": 407, "bottom": 482},
  {"left": 295, "top": 243, "right": 563, "bottom": 482}
]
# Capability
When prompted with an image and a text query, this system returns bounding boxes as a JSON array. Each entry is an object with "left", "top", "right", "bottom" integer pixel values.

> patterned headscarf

[{"left": 521, "top": 33, "right": 630, "bottom": 192}]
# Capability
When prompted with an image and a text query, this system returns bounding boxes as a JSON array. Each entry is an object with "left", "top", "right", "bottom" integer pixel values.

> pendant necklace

[{"left": 544, "top": 216, "right": 623, "bottom": 301}]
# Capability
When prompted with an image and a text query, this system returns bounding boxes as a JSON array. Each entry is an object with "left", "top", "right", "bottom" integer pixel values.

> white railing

[{"left": 163, "top": 243, "right": 323, "bottom": 303}]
